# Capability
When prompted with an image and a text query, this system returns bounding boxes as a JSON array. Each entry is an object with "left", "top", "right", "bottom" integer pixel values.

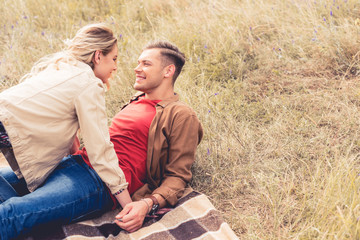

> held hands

[{"left": 114, "top": 199, "right": 150, "bottom": 232}]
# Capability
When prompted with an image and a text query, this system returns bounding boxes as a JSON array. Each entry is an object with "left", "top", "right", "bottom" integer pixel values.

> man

[{"left": 79, "top": 40, "right": 203, "bottom": 232}]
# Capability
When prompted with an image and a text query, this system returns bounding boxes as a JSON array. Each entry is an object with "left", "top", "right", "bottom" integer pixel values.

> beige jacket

[{"left": 0, "top": 60, "right": 127, "bottom": 193}]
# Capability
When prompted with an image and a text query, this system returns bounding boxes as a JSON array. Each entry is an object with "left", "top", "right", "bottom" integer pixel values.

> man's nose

[{"left": 134, "top": 64, "right": 141, "bottom": 72}]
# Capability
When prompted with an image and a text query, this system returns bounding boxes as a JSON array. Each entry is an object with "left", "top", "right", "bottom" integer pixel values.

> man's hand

[{"left": 114, "top": 199, "right": 150, "bottom": 232}]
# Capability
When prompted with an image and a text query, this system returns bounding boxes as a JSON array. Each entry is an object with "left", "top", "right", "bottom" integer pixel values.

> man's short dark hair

[{"left": 144, "top": 41, "right": 185, "bottom": 82}]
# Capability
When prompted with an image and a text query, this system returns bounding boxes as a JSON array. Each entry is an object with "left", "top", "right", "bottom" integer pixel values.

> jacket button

[{"left": 3, "top": 120, "right": 8, "bottom": 125}]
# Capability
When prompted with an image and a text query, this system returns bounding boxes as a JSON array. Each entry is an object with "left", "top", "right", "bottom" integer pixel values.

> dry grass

[{"left": 2, "top": 0, "right": 360, "bottom": 239}]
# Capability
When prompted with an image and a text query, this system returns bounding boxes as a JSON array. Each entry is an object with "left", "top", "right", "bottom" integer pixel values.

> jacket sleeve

[
  {"left": 74, "top": 81, "right": 128, "bottom": 194},
  {"left": 152, "top": 112, "right": 203, "bottom": 206}
]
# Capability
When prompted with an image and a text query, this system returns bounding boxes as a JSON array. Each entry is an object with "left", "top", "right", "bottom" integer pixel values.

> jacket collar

[{"left": 129, "top": 92, "right": 180, "bottom": 108}]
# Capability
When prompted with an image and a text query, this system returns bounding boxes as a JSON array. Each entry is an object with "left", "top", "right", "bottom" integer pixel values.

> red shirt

[{"left": 77, "top": 97, "right": 159, "bottom": 197}]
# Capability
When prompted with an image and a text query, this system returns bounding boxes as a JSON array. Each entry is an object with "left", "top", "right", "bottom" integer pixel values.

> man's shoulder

[
  {"left": 164, "top": 100, "right": 199, "bottom": 118},
  {"left": 166, "top": 100, "right": 193, "bottom": 111}
]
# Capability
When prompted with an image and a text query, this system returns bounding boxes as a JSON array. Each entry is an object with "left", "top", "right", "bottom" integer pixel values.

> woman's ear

[
  {"left": 93, "top": 50, "right": 101, "bottom": 65},
  {"left": 164, "top": 64, "right": 175, "bottom": 78}
]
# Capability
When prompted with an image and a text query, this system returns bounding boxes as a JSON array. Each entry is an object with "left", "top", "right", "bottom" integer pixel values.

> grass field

[{"left": 1, "top": 0, "right": 360, "bottom": 239}]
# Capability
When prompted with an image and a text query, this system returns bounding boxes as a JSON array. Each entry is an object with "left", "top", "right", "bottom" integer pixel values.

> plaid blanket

[{"left": 23, "top": 191, "right": 238, "bottom": 240}]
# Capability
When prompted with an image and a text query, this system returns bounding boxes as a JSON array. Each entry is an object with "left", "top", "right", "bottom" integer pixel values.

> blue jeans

[{"left": 0, "top": 155, "right": 114, "bottom": 240}]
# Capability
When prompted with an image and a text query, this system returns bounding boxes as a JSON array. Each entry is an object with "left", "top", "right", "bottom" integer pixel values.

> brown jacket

[{"left": 129, "top": 93, "right": 203, "bottom": 206}]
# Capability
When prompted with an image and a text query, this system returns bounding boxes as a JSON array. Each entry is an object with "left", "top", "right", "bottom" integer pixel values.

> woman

[{"left": 0, "top": 23, "right": 132, "bottom": 239}]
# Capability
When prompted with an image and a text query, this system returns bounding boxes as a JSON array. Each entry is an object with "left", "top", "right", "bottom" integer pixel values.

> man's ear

[
  {"left": 93, "top": 50, "right": 101, "bottom": 65},
  {"left": 164, "top": 64, "right": 175, "bottom": 78}
]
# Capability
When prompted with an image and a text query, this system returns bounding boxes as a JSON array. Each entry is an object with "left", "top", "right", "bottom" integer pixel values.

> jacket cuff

[
  {"left": 109, "top": 182, "right": 129, "bottom": 195},
  {"left": 152, "top": 186, "right": 185, "bottom": 206}
]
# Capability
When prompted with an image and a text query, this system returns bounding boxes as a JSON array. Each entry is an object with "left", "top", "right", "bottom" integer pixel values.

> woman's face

[{"left": 93, "top": 44, "right": 118, "bottom": 84}]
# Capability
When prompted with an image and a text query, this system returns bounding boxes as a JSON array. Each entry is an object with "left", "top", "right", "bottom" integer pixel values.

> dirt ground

[{"left": 0, "top": 154, "right": 8, "bottom": 167}]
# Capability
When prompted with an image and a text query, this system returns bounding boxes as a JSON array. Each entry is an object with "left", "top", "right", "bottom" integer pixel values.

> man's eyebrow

[{"left": 138, "top": 59, "right": 152, "bottom": 63}]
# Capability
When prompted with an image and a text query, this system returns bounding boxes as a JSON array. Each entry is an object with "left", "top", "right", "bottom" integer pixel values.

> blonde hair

[{"left": 23, "top": 23, "right": 117, "bottom": 80}]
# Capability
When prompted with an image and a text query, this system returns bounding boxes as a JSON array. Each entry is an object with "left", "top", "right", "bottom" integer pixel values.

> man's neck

[
  {"left": 144, "top": 85, "right": 175, "bottom": 101},
  {"left": 144, "top": 91, "right": 174, "bottom": 101}
]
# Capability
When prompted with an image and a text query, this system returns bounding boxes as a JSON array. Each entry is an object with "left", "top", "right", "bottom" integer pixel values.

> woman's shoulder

[{"left": 57, "top": 61, "right": 100, "bottom": 84}]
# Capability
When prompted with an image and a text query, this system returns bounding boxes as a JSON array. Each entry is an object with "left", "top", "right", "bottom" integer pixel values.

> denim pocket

[{"left": 72, "top": 155, "right": 104, "bottom": 190}]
